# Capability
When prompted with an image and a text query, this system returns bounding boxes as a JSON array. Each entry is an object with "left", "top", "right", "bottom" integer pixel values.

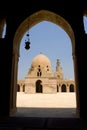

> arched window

[
  {"left": 17, "top": 84, "right": 20, "bottom": 92},
  {"left": 37, "top": 68, "right": 42, "bottom": 77},
  {"left": 83, "top": 16, "right": 87, "bottom": 34},
  {"left": 23, "top": 85, "right": 25, "bottom": 92},
  {"left": 36, "top": 80, "right": 42, "bottom": 93},
  {"left": 61, "top": 84, "right": 66, "bottom": 92},
  {"left": 69, "top": 84, "right": 74, "bottom": 92},
  {"left": 2, "top": 23, "right": 6, "bottom": 38}
]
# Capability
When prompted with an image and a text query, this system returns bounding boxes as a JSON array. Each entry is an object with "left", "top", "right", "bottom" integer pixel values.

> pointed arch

[
  {"left": 0, "top": 18, "right": 6, "bottom": 38},
  {"left": 69, "top": 84, "right": 75, "bottom": 92},
  {"left": 17, "top": 84, "right": 20, "bottom": 92},
  {"left": 13, "top": 10, "right": 75, "bottom": 56},
  {"left": 10, "top": 9, "right": 76, "bottom": 115},
  {"left": 61, "top": 84, "right": 66, "bottom": 92},
  {"left": 36, "top": 80, "right": 42, "bottom": 93}
]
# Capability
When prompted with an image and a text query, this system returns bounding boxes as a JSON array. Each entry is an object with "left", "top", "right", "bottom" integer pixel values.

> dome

[
  {"left": 31, "top": 53, "right": 52, "bottom": 68},
  {"left": 27, "top": 53, "right": 53, "bottom": 77}
]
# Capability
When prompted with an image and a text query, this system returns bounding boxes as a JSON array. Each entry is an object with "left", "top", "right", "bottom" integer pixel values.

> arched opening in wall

[
  {"left": 2, "top": 23, "right": 6, "bottom": 38},
  {"left": 17, "top": 84, "right": 20, "bottom": 92},
  {"left": 23, "top": 85, "right": 25, "bottom": 92},
  {"left": 83, "top": 16, "right": 87, "bottom": 34},
  {"left": 36, "top": 80, "right": 42, "bottom": 93},
  {"left": 11, "top": 10, "right": 78, "bottom": 118},
  {"left": 61, "top": 84, "right": 66, "bottom": 92},
  {"left": 0, "top": 18, "right": 6, "bottom": 38},
  {"left": 69, "top": 84, "right": 74, "bottom": 92}
]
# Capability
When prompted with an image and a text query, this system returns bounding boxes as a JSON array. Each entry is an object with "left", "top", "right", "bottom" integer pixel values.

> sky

[
  {"left": 18, "top": 21, "right": 73, "bottom": 80},
  {"left": 17, "top": 16, "right": 87, "bottom": 80}
]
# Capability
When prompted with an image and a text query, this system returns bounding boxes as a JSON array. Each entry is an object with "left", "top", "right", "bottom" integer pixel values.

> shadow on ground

[{"left": 14, "top": 107, "right": 78, "bottom": 118}]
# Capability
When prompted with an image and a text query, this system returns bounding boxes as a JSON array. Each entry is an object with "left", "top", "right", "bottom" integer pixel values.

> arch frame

[{"left": 10, "top": 10, "right": 78, "bottom": 116}]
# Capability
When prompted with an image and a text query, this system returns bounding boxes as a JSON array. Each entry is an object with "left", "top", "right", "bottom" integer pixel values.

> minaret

[
  {"left": 54, "top": 59, "right": 64, "bottom": 80},
  {"left": 56, "top": 59, "right": 60, "bottom": 71}
]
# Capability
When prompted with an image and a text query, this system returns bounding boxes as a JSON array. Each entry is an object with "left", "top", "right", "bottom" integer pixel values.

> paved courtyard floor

[{"left": 15, "top": 92, "right": 78, "bottom": 118}]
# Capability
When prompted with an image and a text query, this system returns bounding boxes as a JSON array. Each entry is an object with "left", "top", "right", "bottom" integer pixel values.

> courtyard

[{"left": 14, "top": 92, "right": 78, "bottom": 118}]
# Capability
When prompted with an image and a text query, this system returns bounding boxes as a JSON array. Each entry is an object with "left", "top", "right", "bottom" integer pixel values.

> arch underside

[{"left": 10, "top": 9, "right": 76, "bottom": 116}]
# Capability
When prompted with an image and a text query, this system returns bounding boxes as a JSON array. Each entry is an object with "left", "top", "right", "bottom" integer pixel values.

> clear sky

[{"left": 18, "top": 16, "right": 87, "bottom": 80}]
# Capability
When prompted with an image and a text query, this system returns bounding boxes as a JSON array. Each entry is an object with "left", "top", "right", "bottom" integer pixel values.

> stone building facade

[{"left": 17, "top": 53, "right": 75, "bottom": 93}]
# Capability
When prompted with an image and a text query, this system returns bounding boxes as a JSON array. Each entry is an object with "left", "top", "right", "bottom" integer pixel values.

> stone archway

[
  {"left": 36, "top": 80, "right": 42, "bottom": 93},
  {"left": 69, "top": 84, "right": 75, "bottom": 92},
  {"left": 17, "top": 84, "right": 20, "bottom": 92},
  {"left": 10, "top": 10, "right": 77, "bottom": 116},
  {"left": 0, "top": 18, "right": 6, "bottom": 38},
  {"left": 23, "top": 85, "right": 25, "bottom": 92},
  {"left": 61, "top": 84, "right": 66, "bottom": 92}
]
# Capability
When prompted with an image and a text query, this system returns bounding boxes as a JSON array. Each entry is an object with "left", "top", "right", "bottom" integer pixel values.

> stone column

[
  {"left": 59, "top": 84, "right": 61, "bottom": 92},
  {"left": 0, "top": 39, "right": 12, "bottom": 116},
  {"left": 72, "top": 53, "right": 80, "bottom": 117},
  {"left": 73, "top": 34, "right": 87, "bottom": 118},
  {"left": 20, "top": 85, "right": 23, "bottom": 92},
  {"left": 67, "top": 84, "right": 69, "bottom": 92},
  {"left": 10, "top": 53, "right": 19, "bottom": 115}
]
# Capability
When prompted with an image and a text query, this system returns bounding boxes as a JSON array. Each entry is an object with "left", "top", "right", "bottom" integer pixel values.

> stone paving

[{"left": 15, "top": 92, "right": 78, "bottom": 118}]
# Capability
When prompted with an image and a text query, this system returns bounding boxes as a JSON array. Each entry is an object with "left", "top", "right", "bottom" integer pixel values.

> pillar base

[
  {"left": 76, "top": 108, "right": 80, "bottom": 118},
  {"left": 10, "top": 107, "right": 17, "bottom": 116}
]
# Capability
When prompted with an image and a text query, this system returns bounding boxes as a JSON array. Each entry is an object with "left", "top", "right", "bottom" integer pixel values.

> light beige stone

[{"left": 18, "top": 53, "right": 75, "bottom": 94}]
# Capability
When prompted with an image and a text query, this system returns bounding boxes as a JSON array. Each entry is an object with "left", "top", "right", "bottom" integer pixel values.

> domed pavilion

[{"left": 18, "top": 53, "right": 75, "bottom": 93}]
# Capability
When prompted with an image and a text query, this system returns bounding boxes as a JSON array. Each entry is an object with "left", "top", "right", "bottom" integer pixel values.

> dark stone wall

[{"left": 0, "top": 0, "right": 87, "bottom": 119}]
